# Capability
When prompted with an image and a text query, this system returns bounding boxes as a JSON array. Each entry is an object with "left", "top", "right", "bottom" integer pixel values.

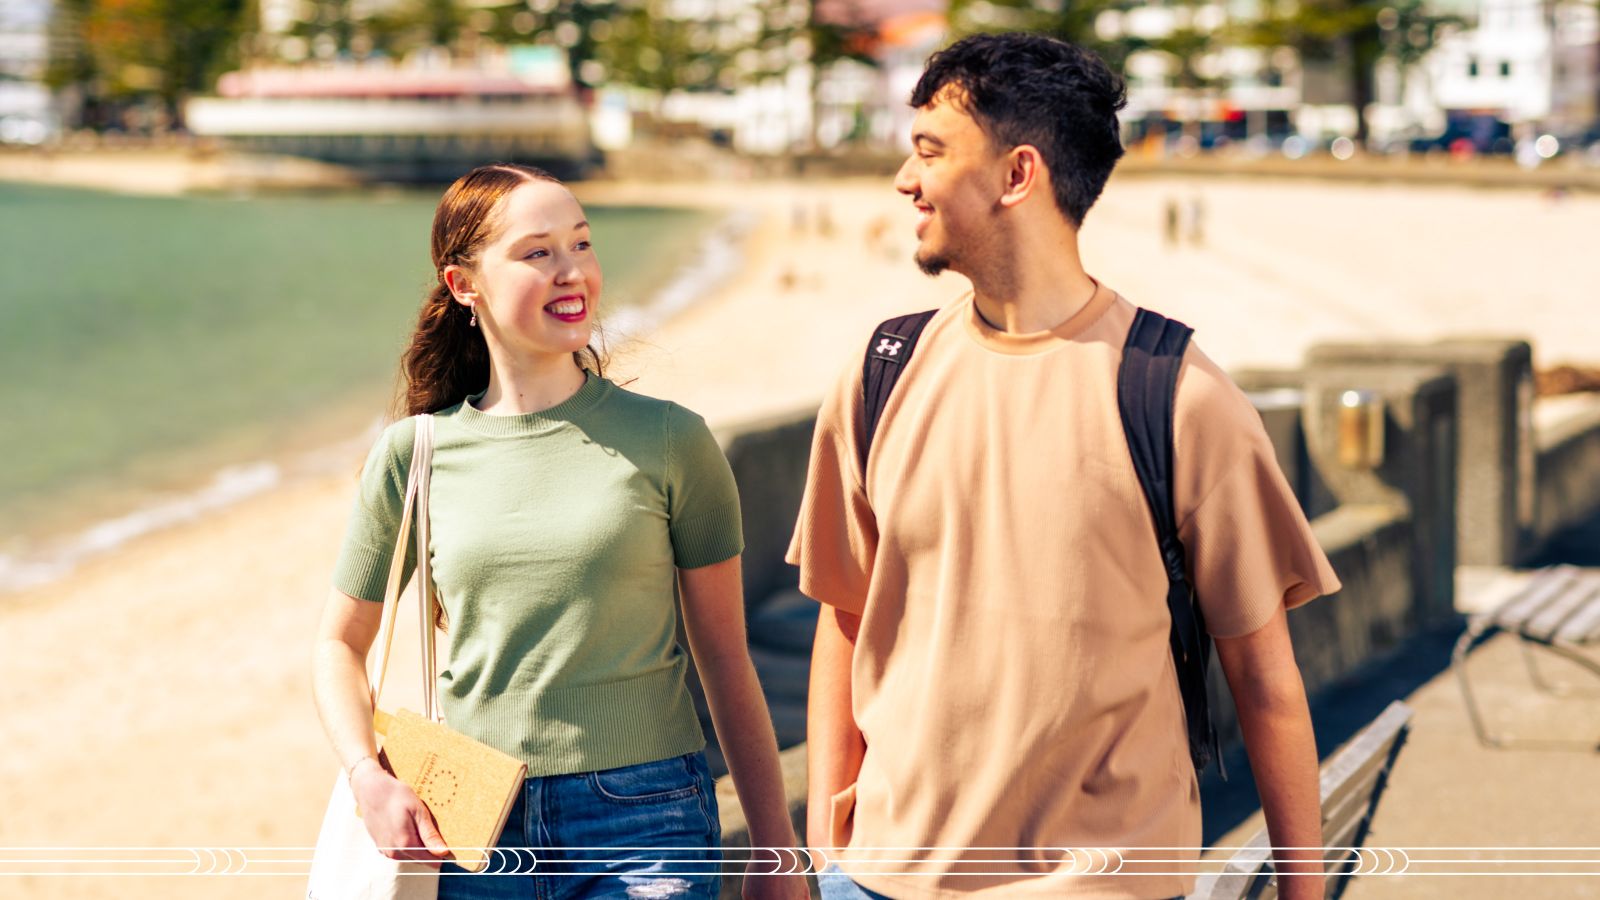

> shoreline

[
  {"left": 0, "top": 198, "right": 755, "bottom": 599},
  {"left": 8, "top": 143, "right": 1600, "bottom": 198}
]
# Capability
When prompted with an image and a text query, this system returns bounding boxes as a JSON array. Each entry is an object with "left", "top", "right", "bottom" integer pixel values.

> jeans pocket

[{"left": 589, "top": 753, "right": 702, "bottom": 804}]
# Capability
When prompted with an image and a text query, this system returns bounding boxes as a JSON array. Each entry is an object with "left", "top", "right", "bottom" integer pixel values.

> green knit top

[{"left": 333, "top": 373, "right": 743, "bottom": 776}]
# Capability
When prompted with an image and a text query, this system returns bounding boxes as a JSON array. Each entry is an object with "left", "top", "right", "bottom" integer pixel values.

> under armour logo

[{"left": 876, "top": 338, "right": 903, "bottom": 357}]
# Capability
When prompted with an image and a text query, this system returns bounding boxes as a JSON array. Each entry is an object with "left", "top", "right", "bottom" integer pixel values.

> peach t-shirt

[{"left": 787, "top": 285, "right": 1341, "bottom": 899}]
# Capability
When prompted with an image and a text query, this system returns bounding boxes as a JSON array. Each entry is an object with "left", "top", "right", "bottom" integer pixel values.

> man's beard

[{"left": 914, "top": 247, "right": 951, "bottom": 276}]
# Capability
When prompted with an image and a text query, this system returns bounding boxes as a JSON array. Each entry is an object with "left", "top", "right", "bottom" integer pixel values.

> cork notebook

[{"left": 376, "top": 708, "right": 528, "bottom": 874}]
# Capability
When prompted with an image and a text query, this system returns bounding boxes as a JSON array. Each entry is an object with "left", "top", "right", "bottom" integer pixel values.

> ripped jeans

[{"left": 436, "top": 751, "right": 721, "bottom": 900}]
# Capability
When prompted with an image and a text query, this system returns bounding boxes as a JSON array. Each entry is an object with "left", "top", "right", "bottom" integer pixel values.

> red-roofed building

[{"left": 186, "top": 54, "right": 593, "bottom": 180}]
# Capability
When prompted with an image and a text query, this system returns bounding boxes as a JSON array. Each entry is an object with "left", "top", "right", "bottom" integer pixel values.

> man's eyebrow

[
  {"left": 912, "top": 132, "right": 945, "bottom": 148},
  {"left": 508, "top": 221, "right": 590, "bottom": 243}
]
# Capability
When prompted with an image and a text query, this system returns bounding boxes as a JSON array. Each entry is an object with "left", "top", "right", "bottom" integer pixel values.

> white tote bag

[
  {"left": 307, "top": 773, "right": 442, "bottom": 900},
  {"left": 307, "top": 415, "right": 442, "bottom": 900}
]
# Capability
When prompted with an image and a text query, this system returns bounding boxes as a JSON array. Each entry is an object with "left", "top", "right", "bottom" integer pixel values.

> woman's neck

[{"left": 474, "top": 352, "right": 588, "bottom": 416}]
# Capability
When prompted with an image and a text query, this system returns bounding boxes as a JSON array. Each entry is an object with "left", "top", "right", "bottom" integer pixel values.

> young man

[{"left": 787, "top": 33, "right": 1340, "bottom": 900}]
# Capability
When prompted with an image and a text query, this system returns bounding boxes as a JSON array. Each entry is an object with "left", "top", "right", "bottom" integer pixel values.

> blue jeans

[
  {"left": 437, "top": 751, "right": 721, "bottom": 900},
  {"left": 816, "top": 864, "right": 892, "bottom": 900}
]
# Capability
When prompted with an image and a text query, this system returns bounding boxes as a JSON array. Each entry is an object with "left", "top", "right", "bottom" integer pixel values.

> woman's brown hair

[{"left": 396, "top": 163, "right": 605, "bottom": 418}]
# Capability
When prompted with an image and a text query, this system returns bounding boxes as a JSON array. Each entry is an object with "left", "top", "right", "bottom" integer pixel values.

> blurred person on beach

[
  {"left": 789, "top": 34, "right": 1340, "bottom": 900},
  {"left": 312, "top": 164, "right": 806, "bottom": 900}
]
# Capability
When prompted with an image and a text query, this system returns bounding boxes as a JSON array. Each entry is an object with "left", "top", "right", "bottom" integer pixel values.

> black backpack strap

[
  {"left": 1118, "top": 307, "right": 1225, "bottom": 778},
  {"left": 860, "top": 309, "right": 937, "bottom": 471}
]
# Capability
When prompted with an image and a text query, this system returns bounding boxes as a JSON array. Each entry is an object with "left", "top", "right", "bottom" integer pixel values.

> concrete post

[
  {"left": 1308, "top": 340, "right": 1536, "bottom": 565},
  {"left": 1301, "top": 364, "right": 1459, "bottom": 627}
]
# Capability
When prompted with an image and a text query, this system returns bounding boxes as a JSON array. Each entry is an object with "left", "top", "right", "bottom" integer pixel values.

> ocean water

[{"left": 0, "top": 182, "right": 722, "bottom": 590}]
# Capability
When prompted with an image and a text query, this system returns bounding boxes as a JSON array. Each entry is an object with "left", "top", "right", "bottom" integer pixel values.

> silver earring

[{"left": 469, "top": 305, "right": 477, "bottom": 327}]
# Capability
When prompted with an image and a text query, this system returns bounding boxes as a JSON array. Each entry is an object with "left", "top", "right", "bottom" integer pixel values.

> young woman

[{"left": 312, "top": 164, "right": 806, "bottom": 900}]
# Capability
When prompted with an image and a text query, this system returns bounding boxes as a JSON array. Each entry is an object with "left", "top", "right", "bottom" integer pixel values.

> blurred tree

[
  {"left": 44, "top": 0, "right": 109, "bottom": 128},
  {"left": 748, "top": 0, "right": 878, "bottom": 150},
  {"left": 590, "top": 3, "right": 716, "bottom": 94},
  {"left": 48, "top": 0, "right": 247, "bottom": 130},
  {"left": 458, "top": 0, "right": 625, "bottom": 89},
  {"left": 947, "top": 0, "right": 1226, "bottom": 143},
  {"left": 947, "top": 0, "right": 1133, "bottom": 66},
  {"left": 1238, "top": 0, "right": 1461, "bottom": 143},
  {"left": 360, "top": 0, "right": 467, "bottom": 60}
]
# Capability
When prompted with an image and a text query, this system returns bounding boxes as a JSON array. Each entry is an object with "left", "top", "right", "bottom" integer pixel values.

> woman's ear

[{"left": 441, "top": 264, "right": 476, "bottom": 307}]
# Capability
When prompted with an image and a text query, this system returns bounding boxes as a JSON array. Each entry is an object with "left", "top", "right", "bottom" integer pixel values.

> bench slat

[
  {"left": 1318, "top": 703, "right": 1411, "bottom": 816},
  {"left": 1493, "top": 565, "right": 1578, "bottom": 631},
  {"left": 1195, "top": 702, "right": 1412, "bottom": 900},
  {"left": 1195, "top": 834, "right": 1274, "bottom": 900},
  {"left": 1553, "top": 578, "right": 1600, "bottom": 645},
  {"left": 1523, "top": 577, "right": 1600, "bottom": 642}
]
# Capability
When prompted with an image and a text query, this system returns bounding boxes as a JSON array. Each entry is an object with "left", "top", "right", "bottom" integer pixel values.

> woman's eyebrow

[{"left": 507, "top": 220, "right": 590, "bottom": 244}]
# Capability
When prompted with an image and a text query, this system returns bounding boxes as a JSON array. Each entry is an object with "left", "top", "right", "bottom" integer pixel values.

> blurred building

[
  {"left": 642, "top": 0, "right": 945, "bottom": 155},
  {"left": 186, "top": 49, "right": 594, "bottom": 180},
  {"left": 0, "top": 0, "right": 59, "bottom": 143},
  {"left": 1415, "top": 0, "right": 1599, "bottom": 135},
  {"left": 1106, "top": 2, "right": 1303, "bottom": 148}
]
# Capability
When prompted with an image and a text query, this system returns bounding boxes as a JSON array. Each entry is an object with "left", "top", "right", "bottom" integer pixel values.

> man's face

[{"left": 893, "top": 88, "right": 1005, "bottom": 277}]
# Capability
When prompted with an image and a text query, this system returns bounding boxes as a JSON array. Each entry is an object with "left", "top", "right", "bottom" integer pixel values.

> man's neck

[{"left": 968, "top": 229, "right": 1097, "bottom": 334}]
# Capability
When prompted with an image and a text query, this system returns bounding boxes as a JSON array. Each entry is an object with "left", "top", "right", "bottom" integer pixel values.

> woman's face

[{"left": 454, "top": 179, "right": 602, "bottom": 361}]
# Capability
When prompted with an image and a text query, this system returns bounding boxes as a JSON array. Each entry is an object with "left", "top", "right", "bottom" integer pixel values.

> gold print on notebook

[{"left": 415, "top": 755, "right": 462, "bottom": 811}]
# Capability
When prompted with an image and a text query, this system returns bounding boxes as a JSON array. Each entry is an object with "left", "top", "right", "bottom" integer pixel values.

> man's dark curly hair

[{"left": 910, "top": 32, "right": 1128, "bottom": 228}]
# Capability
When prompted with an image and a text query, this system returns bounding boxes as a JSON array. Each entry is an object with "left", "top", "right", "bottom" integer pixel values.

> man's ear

[{"left": 998, "top": 144, "right": 1045, "bottom": 210}]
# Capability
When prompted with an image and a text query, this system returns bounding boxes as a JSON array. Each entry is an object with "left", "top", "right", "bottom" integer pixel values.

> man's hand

[{"left": 740, "top": 857, "right": 811, "bottom": 900}]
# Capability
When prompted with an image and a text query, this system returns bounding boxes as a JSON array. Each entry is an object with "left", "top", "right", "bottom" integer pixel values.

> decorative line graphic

[{"left": 2, "top": 846, "right": 1599, "bottom": 877}]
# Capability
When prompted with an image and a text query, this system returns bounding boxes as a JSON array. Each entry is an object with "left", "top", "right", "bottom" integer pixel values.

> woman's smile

[{"left": 545, "top": 293, "right": 587, "bottom": 323}]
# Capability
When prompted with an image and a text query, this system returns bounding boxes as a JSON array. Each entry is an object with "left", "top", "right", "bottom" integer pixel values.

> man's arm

[
  {"left": 806, "top": 604, "right": 866, "bottom": 850},
  {"left": 1214, "top": 606, "right": 1325, "bottom": 900}
]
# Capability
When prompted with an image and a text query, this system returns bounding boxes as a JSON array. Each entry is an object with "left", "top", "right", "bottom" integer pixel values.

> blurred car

[{"left": 1408, "top": 113, "right": 1514, "bottom": 155}]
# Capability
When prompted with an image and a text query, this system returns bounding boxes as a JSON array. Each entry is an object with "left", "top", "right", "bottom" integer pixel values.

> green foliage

[
  {"left": 44, "top": 0, "right": 247, "bottom": 127},
  {"left": 1237, "top": 0, "right": 1462, "bottom": 139},
  {"left": 947, "top": 0, "right": 1120, "bottom": 57}
]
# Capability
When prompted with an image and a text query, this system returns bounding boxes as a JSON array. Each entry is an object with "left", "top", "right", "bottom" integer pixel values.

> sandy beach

[{"left": 4, "top": 169, "right": 1600, "bottom": 898}]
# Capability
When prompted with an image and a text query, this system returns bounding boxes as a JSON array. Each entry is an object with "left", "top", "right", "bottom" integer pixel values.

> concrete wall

[
  {"left": 1531, "top": 394, "right": 1600, "bottom": 545},
  {"left": 714, "top": 407, "right": 818, "bottom": 609}
]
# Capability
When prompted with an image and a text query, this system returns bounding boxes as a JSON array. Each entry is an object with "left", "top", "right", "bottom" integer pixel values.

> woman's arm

[
  {"left": 312, "top": 588, "right": 451, "bottom": 863},
  {"left": 677, "top": 557, "right": 807, "bottom": 900}
]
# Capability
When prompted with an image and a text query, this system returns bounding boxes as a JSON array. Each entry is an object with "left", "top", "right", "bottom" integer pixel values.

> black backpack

[{"left": 859, "top": 306, "right": 1225, "bottom": 777}]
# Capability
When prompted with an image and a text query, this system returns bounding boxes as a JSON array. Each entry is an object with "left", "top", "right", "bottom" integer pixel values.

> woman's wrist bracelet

[{"left": 346, "top": 755, "right": 383, "bottom": 782}]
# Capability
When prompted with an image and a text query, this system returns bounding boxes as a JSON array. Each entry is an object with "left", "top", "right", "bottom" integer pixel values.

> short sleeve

[
  {"left": 785, "top": 357, "right": 878, "bottom": 616},
  {"left": 1174, "top": 353, "right": 1342, "bottom": 639},
  {"left": 665, "top": 404, "right": 745, "bottom": 569},
  {"left": 331, "top": 417, "right": 417, "bottom": 602}
]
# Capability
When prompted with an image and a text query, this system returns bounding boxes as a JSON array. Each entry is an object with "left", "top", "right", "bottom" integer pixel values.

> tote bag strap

[
  {"left": 413, "top": 415, "right": 441, "bottom": 723},
  {"left": 365, "top": 414, "right": 436, "bottom": 718}
]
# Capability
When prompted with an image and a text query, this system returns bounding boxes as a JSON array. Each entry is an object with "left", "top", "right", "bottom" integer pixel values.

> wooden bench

[
  {"left": 1191, "top": 700, "right": 1414, "bottom": 900},
  {"left": 1452, "top": 564, "right": 1600, "bottom": 747}
]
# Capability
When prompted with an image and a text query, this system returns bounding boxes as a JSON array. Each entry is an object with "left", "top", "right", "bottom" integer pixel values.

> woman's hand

[
  {"left": 740, "top": 857, "right": 812, "bottom": 900},
  {"left": 349, "top": 761, "right": 453, "bottom": 864}
]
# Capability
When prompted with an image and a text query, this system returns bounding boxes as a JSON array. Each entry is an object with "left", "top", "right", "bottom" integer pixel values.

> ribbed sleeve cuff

[
  {"left": 332, "top": 544, "right": 392, "bottom": 602},
  {"left": 670, "top": 506, "right": 745, "bottom": 569}
]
